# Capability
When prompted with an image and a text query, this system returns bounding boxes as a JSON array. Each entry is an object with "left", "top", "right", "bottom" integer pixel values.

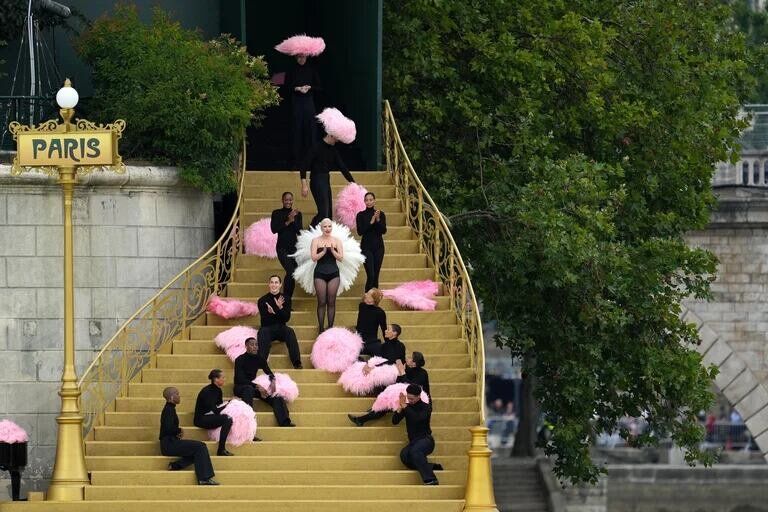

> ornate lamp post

[{"left": 9, "top": 79, "right": 125, "bottom": 501}]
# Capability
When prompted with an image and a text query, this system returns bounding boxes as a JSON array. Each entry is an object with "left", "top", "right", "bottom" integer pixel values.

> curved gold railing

[
  {"left": 78, "top": 142, "right": 246, "bottom": 437},
  {"left": 382, "top": 100, "right": 486, "bottom": 420}
]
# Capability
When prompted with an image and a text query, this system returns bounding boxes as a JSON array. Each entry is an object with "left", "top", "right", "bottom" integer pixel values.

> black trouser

[
  {"left": 357, "top": 409, "right": 388, "bottom": 425},
  {"left": 362, "top": 246, "right": 385, "bottom": 291},
  {"left": 400, "top": 435, "right": 437, "bottom": 482},
  {"left": 276, "top": 247, "right": 298, "bottom": 298},
  {"left": 292, "top": 94, "right": 317, "bottom": 167},
  {"left": 310, "top": 174, "right": 332, "bottom": 227},
  {"left": 360, "top": 339, "right": 382, "bottom": 358},
  {"left": 160, "top": 437, "right": 215, "bottom": 481},
  {"left": 258, "top": 323, "right": 301, "bottom": 368},
  {"left": 194, "top": 414, "right": 232, "bottom": 454},
  {"left": 0, "top": 467, "right": 22, "bottom": 501},
  {"left": 234, "top": 383, "right": 292, "bottom": 426}
]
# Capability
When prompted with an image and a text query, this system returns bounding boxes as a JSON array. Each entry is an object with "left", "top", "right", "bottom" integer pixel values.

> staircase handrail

[
  {"left": 77, "top": 141, "right": 246, "bottom": 437},
  {"left": 382, "top": 100, "right": 486, "bottom": 421}
]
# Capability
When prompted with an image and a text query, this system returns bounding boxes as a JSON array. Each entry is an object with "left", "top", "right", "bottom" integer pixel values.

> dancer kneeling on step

[
  {"left": 193, "top": 369, "right": 235, "bottom": 456},
  {"left": 349, "top": 350, "right": 429, "bottom": 427},
  {"left": 159, "top": 387, "right": 219, "bottom": 485},
  {"left": 395, "top": 384, "right": 442, "bottom": 486},
  {"left": 233, "top": 337, "right": 296, "bottom": 427}
]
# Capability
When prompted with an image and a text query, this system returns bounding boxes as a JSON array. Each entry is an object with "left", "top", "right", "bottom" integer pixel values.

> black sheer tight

[{"left": 314, "top": 277, "right": 340, "bottom": 331}]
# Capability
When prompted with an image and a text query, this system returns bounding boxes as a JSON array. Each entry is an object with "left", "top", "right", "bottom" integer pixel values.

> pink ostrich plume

[
  {"left": 371, "top": 383, "right": 430, "bottom": 413},
  {"left": 207, "top": 295, "right": 259, "bottom": 319},
  {"left": 0, "top": 420, "right": 28, "bottom": 443},
  {"left": 338, "top": 356, "right": 399, "bottom": 396},
  {"left": 382, "top": 280, "right": 440, "bottom": 311},
  {"left": 214, "top": 326, "right": 257, "bottom": 362},
  {"left": 316, "top": 108, "right": 356, "bottom": 144},
  {"left": 275, "top": 34, "right": 325, "bottom": 57},
  {"left": 335, "top": 182, "right": 369, "bottom": 229},
  {"left": 310, "top": 327, "right": 363, "bottom": 373},
  {"left": 207, "top": 399, "right": 257, "bottom": 447},
  {"left": 253, "top": 373, "right": 300, "bottom": 403},
  {"left": 244, "top": 218, "right": 278, "bottom": 258}
]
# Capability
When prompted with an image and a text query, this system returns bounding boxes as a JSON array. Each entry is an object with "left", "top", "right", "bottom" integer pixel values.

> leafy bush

[{"left": 78, "top": 5, "right": 279, "bottom": 192}]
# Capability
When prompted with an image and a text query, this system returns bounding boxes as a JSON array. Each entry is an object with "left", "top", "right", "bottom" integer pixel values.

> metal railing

[
  {"left": 382, "top": 100, "right": 486, "bottom": 420},
  {"left": 78, "top": 142, "right": 246, "bottom": 437},
  {"left": 0, "top": 95, "right": 58, "bottom": 151}
]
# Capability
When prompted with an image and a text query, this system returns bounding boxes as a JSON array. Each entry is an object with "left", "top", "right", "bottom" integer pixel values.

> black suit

[
  {"left": 159, "top": 402, "right": 214, "bottom": 481},
  {"left": 356, "top": 207, "right": 387, "bottom": 291},
  {"left": 271, "top": 208, "right": 302, "bottom": 298},
  {"left": 393, "top": 400, "right": 438, "bottom": 483},
  {"left": 193, "top": 384, "right": 232, "bottom": 454},
  {"left": 256, "top": 292, "right": 301, "bottom": 368},
  {"left": 233, "top": 352, "right": 292, "bottom": 426}
]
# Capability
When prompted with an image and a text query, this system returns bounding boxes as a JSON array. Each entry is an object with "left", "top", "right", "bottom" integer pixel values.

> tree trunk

[{"left": 512, "top": 356, "right": 538, "bottom": 457}]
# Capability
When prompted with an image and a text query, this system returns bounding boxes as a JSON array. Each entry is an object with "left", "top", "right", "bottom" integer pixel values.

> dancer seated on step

[
  {"left": 349, "top": 351, "right": 429, "bottom": 427},
  {"left": 394, "top": 384, "right": 442, "bottom": 486},
  {"left": 366, "top": 324, "right": 405, "bottom": 371},
  {"left": 258, "top": 275, "right": 302, "bottom": 369},
  {"left": 233, "top": 337, "right": 296, "bottom": 427},
  {"left": 311, "top": 218, "right": 344, "bottom": 333},
  {"left": 271, "top": 192, "right": 302, "bottom": 299},
  {"left": 159, "top": 386, "right": 219, "bottom": 485},
  {"left": 356, "top": 288, "right": 387, "bottom": 357},
  {"left": 193, "top": 369, "right": 235, "bottom": 456}
]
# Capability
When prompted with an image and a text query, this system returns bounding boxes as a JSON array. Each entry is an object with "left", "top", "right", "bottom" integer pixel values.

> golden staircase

[{"left": 1, "top": 103, "right": 492, "bottom": 512}]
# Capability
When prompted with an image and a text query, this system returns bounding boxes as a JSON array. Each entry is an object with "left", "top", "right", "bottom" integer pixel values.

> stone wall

[{"left": 0, "top": 165, "right": 214, "bottom": 498}]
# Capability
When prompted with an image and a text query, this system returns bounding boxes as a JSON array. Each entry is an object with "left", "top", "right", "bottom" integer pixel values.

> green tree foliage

[
  {"left": 384, "top": 0, "right": 756, "bottom": 483},
  {"left": 78, "top": 5, "right": 279, "bottom": 192},
  {"left": 731, "top": 0, "right": 768, "bottom": 102}
]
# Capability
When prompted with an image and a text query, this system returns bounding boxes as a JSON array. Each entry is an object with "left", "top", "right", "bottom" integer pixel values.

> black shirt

[
  {"left": 159, "top": 402, "right": 182, "bottom": 441},
  {"left": 300, "top": 141, "right": 355, "bottom": 182},
  {"left": 356, "top": 303, "right": 387, "bottom": 343},
  {"left": 193, "top": 383, "right": 226, "bottom": 424},
  {"left": 285, "top": 63, "right": 322, "bottom": 97},
  {"left": 393, "top": 400, "right": 433, "bottom": 441},
  {"left": 396, "top": 366, "right": 431, "bottom": 396},
  {"left": 356, "top": 207, "right": 387, "bottom": 251},
  {"left": 234, "top": 352, "right": 275, "bottom": 387},
  {"left": 271, "top": 208, "right": 302, "bottom": 251},
  {"left": 376, "top": 338, "right": 406, "bottom": 366},
  {"left": 258, "top": 292, "right": 291, "bottom": 327}
]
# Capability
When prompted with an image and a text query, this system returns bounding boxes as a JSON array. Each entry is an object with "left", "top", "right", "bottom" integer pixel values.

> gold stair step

[
  {"left": 237, "top": 252, "right": 425, "bottom": 269},
  {"left": 188, "top": 324, "right": 460, "bottom": 340},
  {"left": 243, "top": 211, "right": 408, "bottom": 227},
  {"left": 203, "top": 309, "right": 458, "bottom": 327},
  {"left": 128, "top": 382, "right": 475, "bottom": 399},
  {"left": 220, "top": 295, "right": 450, "bottom": 310},
  {"left": 84, "top": 440, "right": 470, "bottom": 457},
  {"left": 139, "top": 368, "right": 475, "bottom": 383},
  {"left": 227, "top": 280, "right": 439, "bottom": 298},
  {"left": 244, "top": 198, "right": 404, "bottom": 213},
  {"left": 245, "top": 183, "right": 397, "bottom": 198},
  {"left": 243, "top": 170, "right": 393, "bottom": 186},
  {"left": 93, "top": 426, "right": 472, "bottom": 442},
  {"left": 90, "top": 469, "right": 465, "bottom": 486},
  {"left": 234, "top": 267, "right": 432, "bottom": 282},
  {"left": 104, "top": 412, "right": 481, "bottom": 427},
  {"left": 154, "top": 353, "right": 470, "bottom": 370},
  {"left": 173, "top": 338, "right": 467, "bottom": 355},
  {"left": 115, "top": 397, "right": 479, "bottom": 413}
]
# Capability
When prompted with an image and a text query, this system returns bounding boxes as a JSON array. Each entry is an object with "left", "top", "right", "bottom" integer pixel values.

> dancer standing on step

[
  {"left": 356, "top": 288, "right": 387, "bottom": 357},
  {"left": 356, "top": 192, "right": 387, "bottom": 291},
  {"left": 275, "top": 35, "right": 325, "bottom": 167},
  {"left": 233, "top": 337, "right": 296, "bottom": 427},
  {"left": 257, "top": 275, "right": 302, "bottom": 369},
  {"left": 349, "top": 350, "right": 429, "bottom": 427},
  {"left": 159, "top": 387, "right": 219, "bottom": 485},
  {"left": 271, "top": 192, "right": 302, "bottom": 299},
  {"left": 193, "top": 369, "right": 235, "bottom": 456},
  {"left": 300, "top": 108, "right": 356, "bottom": 227},
  {"left": 394, "top": 384, "right": 442, "bottom": 486},
  {"left": 311, "top": 218, "right": 344, "bottom": 333}
]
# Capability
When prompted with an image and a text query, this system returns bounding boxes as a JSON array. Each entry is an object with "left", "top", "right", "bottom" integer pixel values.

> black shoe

[
  {"left": 217, "top": 449, "right": 234, "bottom": 456},
  {"left": 252, "top": 436, "right": 262, "bottom": 442},
  {"left": 348, "top": 414, "right": 364, "bottom": 427},
  {"left": 424, "top": 479, "right": 439, "bottom": 486},
  {"left": 168, "top": 463, "right": 181, "bottom": 471},
  {"left": 294, "top": 363, "right": 303, "bottom": 369},
  {"left": 432, "top": 463, "right": 444, "bottom": 471},
  {"left": 198, "top": 478, "right": 220, "bottom": 486},
  {"left": 281, "top": 421, "right": 296, "bottom": 427}
]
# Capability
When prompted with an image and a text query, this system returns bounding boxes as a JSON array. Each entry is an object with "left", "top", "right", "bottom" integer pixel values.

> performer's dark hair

[
  {"left": 208, "top": 369, "right": 223, "bottom": 381},
  {"left": 269, "top": 274, "right": 282, "bottom": 283},
  {"left": 412, "top": 351, "right": 425, "bottom": 368},
  {"left": 406, "top": 384, "right": 422, "bottom": 396},
  {"left": 282, "top": 191, "right": 293, "bottom": 199},
  {"left": 365, "top": 192, "right": 376, "bottom": 200},
  {"left": 391, "top": 323, "right": 402, "bottom": 337},
  {"left": 245, "top": 337, "right": 258, "bottom": 346}
]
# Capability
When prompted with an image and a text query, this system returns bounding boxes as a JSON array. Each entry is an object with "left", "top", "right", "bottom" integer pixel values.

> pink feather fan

[
  {"left": 310, "top": 327, "right": 363, "bottom": 373},
  {"left": 253, "top": 373, "right": 300, "bottom": 403},
  {"left": 334, "top": 182, "right": 369, "bottom": 229},
  {"left": 214, "top": 326, "right": 257, "bottom": 362},
  {"left": 207, "top": 399, "right": 257, "bottom": 447},
  {"left": 244, "top": 218, "right": 278, "bottom": 258},
  {"left": 382, "top": 280, "right": 440, "bottom": 311},
  {"left": 316, "top": 108, "right": 356, "bottom": 144},
  {"left": 0, "top": 420, "right": 28, "bottom": 443},
  {"left": 275, "top": 34, "right": 325, "bottom": 57},
  {"left": 338, "top": 356, "right": 399, "bottom": 396},
  {"left": 371, "top": 383, "right": 430, "bottom": 413},
  {"left": 207, "top": 294, "right": 259, "bottom": 319}
]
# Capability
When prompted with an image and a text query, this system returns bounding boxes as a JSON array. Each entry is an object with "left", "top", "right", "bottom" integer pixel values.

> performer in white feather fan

[{"left": 291, "top": 218, "right": 365, "bottom": 333}]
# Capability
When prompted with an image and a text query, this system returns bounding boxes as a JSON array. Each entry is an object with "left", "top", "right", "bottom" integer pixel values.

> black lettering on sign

[
  {"left": 32, "top": 139, "right": 46, "bottom": 158},
  {"left": 48, "top": 138, "right": 63, "bottom": 159},
  {"left": 86, "top": 138, "right": 100, "bottom": 158},
  {"left": 64, "top": 138, "right": 79, "bottom": 162}
]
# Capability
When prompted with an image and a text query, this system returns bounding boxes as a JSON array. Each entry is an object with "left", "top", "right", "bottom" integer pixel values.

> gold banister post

[
  {"left": 213, "top": 241, "right": 223, "bottom": 295},
  {"left": 463, "top": 427, "right": 500, "bottom": 512}
]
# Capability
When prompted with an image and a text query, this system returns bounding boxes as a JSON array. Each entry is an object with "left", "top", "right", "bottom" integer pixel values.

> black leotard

[{"left": 314, "top": 247, "right": 339, "bottom": 281}]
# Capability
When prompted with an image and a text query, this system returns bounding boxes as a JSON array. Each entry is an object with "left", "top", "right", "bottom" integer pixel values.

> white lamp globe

[{"left": 56, "top": 82, "right": 79, "bottom": 109}]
